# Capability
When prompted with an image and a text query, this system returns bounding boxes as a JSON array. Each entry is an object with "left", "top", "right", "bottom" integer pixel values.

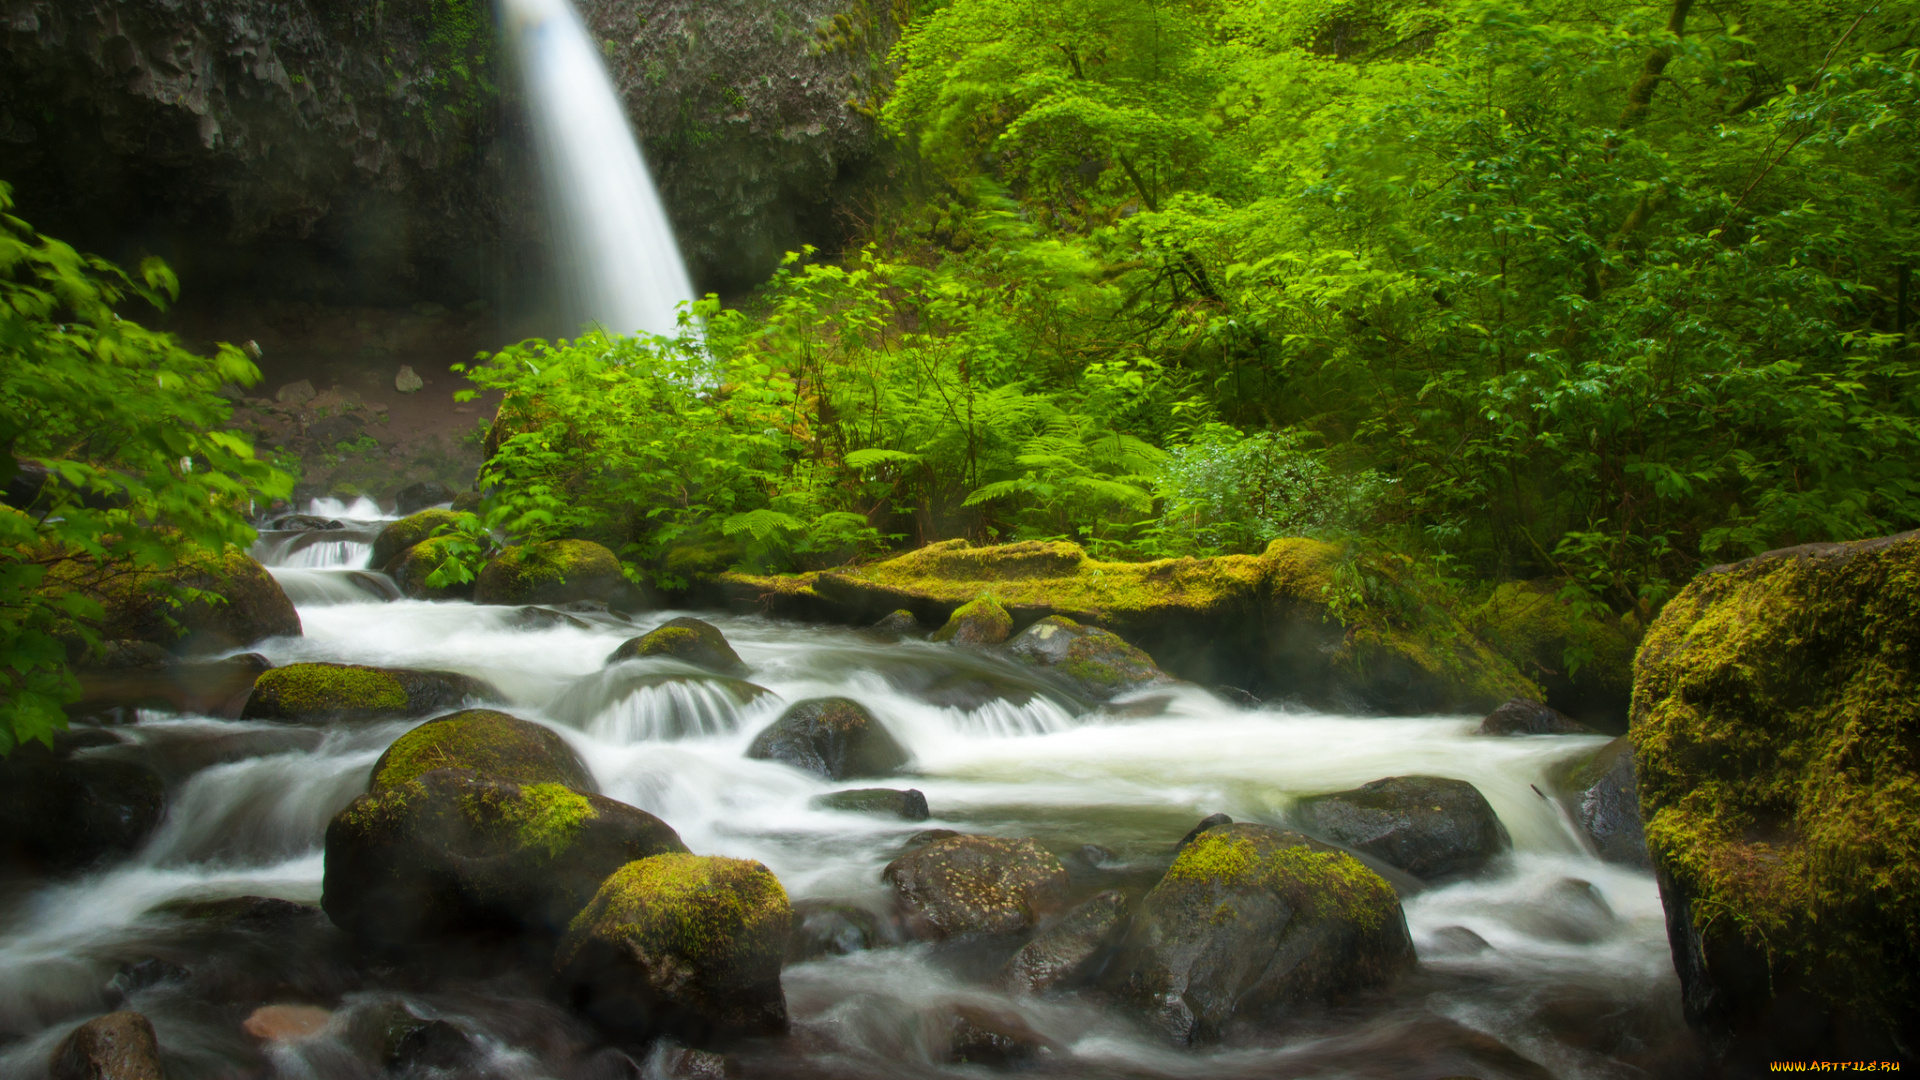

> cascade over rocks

[
  {"left": 1550, "top": 737, "right": 1649, "bottom": 868},
  {"left": 555, "top": 854, "right": 791, "bottom": 1047},
  {"left": 709, "top": 538, "right": 1535, "bottom": 712},
  {"left": 746, "top": 697, "right": 907, "bottom": 780},
  {"left": 882, "top": 834, "right": 1070, "bottom": 940},
  {"left": 1006, "top": 615, "right": 1172, "bottom": 701},
  {"left": 1, "top": 742, "right": 166, "bottom": 874},
  {"left": 1293, "top": 776, "right": 1509, "bottom": 880},
  {"left": 1632, "top": 531, "right": 1920, "bottom": 1063},
  {"left": 42, "top": 546, "right": 301, "bottom": 656},
  {"left": 474, "top": 539, "right": 630, "bottom": 607},
  {"left": 607, "top": 617, "right": 747, "bottom": 675},
  {"left": 1005, "top": 889, "right": 1131, "bottom": 995},
  {"left": 49, "top": 1010, "right": 164, "bottom": 1080},
  {"left": 1477, "top": 697, "right": 1597, "bottom": 736},
  {"left": 369, "top": 709, "right": 596, "bottom": 793},
  {"left": 241, "top": 662, "right": 500, "bottom": 723},
  {"left": 323, "top": 768, "right": 687, "bottom": 943},
  {"left": 370, "top": 510, "right": 461, "bottom": 572},
  {"left": 929, "top": 596, "right": 1012, "bottom": 646},
  {"left": 1111, "top": 823, "right": 1416, "bottom": 1046}
]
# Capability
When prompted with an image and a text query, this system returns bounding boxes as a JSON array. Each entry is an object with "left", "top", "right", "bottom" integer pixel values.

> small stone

[
  {"left": 1005, "top": 889, "right": 1130, "bottom": 994},
  {"left": 1294, "top": 776, "right": 1510, "bottom": 879},
  {"left": 1173, "top": 812, "right": 1233, "bottom": 853},
  {"left": 929, "top": 595, "right": 1012, "bottom": 646},
  {"left": 49, "top": 1011, "right": 164, "bottom": 1080},
  {"left": 394, "top": 365, "right": 424, "bottom": 393},
  {"left": 275, "top": 379, "right": 315, "bottom": 405},
  {"left": 947, "top": 1003, "right": 1055, "bottom": 1065},
  {"left": 810, "top": 787, "right": 929, "bottom": 820},
  {"left": 243, "top": 1003, "right": 332, "bottom": 1042},
  {"left": 883, "top": 835, "right": 1069, "bottom": 940},
  {"left": 1476, "top": 697, "right": 1596, "bottom": 736},
  {"left": 870, "top": 609, "right": 923, "bottom": 638},
  {"left": 904, "top": 828, "right": 960, "bottom": 849},
  {"left": 745, "top": 697, "right": 907, "bottom": 780}
]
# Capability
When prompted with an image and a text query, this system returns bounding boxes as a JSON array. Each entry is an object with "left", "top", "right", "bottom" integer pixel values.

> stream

[{"left": 0, "top": 500, "right": 1697, "bottom": 1079}]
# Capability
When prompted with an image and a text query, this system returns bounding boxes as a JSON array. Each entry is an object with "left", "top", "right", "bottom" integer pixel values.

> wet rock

[
  {"left": 244, "top": 1003, "right": 332, "bottom": 1041},
  {"left": 870, "top": 609, "right": 923, "bottom": 639},
  {"left": 41, "top": 546, "right": 301, "bottom": 655},
  {"left": 393, "top": 479, "right": 456, "bottom": 515},
  {"left": 899, "top": 668, "right": 1039, "bottom": 710},
  {"left": 72, "top": 650, "right": 271, "bottom": 718},
  {"left": 556, "top": 854, "right": 791, "bottom": 1046},
  {"left": 369, "top": 708, "right": 596, "bottom": 793},
  {"left": 160, "top": 895, "right": 324, "bottom": 927},
  {"left": 1173, "top": 813, "right": 1234, "bottom": 854},
  {"left": 1113, "top": 823, "right": 1417, "bottom": 1045},
  {"left": 746, "top": 697, "right": 907, "bottom": 780},
  {"left": 1476, "top": 697, "right": 1597, "bottom": 736},
  {"left": 0, "top": 747, "right": 166, "bottom": 874},
  {"left": 1294, "top": 775, "right": 1510, "bottom": 879},
  {"left": 388, "top": 1018, "right": 472, "bottom": 1071},
  {"left": 1427, "top": 925, "right": 1492, "bottom": 956},
  {"left": 1514, "top": 878, "right": 1618, "bottom": 944},
  {"left": 883, "top": 835, "right": 1070, "bottom": 940},
  {"left": 389, "top": 536, "right": 476, "bottom": 601},
  {"left": 507, "top": 605, "right": 593, "bottom": 631},
  {"left": 1552, "top": 736, "right": 1650, "bottom": 867},
  {"left": 49, "top": 1010, "right": 164, "bottom": 1080},
  {"left": 904, "top": 828, "right": 961, "bottom": 849},
  {"left": 946, "top": 1003, "right": 1056, "bottom": 1066},
  {"left": 786, "top": 900, "right": 890, "bottom": 961},
  {"left": 646, "top": 1042, "right": 732, "bottom": 1079},
  {"left": 929, "top": 595, "right": 1012, "bottom": 646},
  {"left": 1006, "top": 889, "right": 1131, "bottom": 994},
  {"left": 607, "top": 617, "right": 748, "bottom": 675},
  {"left": 276, "top": 380, "right": 316, "bottom": 405},
  {"left": 394, "top": 365, "right": 423, "bottom": 393},
  {"left": 240, "top": 662, "right": 500, "bottom": 723},
  {"left": 324, "top": 769, "right": 686, "bottom": 943},
  {"left": 810, "top": 788, "right": 929, "bottom": 821},
  {"left": 110, "top": 957, "right": 191, "bottom": 997},
  {"left": 369, "top": 509, "right": 461, "bottom": 570},
  {"left": 1007, "top": 615, "right": 1172, "bottom": 700},
  {"left": 269, "top": 514, "right": 344, "bottom": 531},
  {"left": 1078, "top": 843, "right": 1118, "bottom": 868},
  {"left": 474, "top": 539, "right": 630, "bottom": 607}
]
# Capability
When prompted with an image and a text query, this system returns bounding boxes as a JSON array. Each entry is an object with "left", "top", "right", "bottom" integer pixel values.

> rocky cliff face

[{"left": 0, "top": 0, "right": 890, "bottom": 308}]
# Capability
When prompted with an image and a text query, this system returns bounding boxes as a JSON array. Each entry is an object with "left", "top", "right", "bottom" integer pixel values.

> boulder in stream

[
  {"left": 240, "top": 662, "right": 500, "bottom": 723},
  {"left": 323, "top": 769, "right": 687, "bottom": 943},
  {"left": 870, "top": 609, "right": 923, "bottom": 639},
  {"left": 50, "top": 1010, "right": 164, "bottom": 1080},
  {"left": 1294, "top": 775, "right": 1509, "bottom": 879},
  {"left": 71, "top": 648, "right": 270, "bottom": 719},
  {"left": 473, "top": 539, "right": 630, "bottom": 607},
  {"left": 40, "top": 545, "right": 301, "bottom": 655},
  {"left": 746, "top": 697, "right": 907, "bottom": 780},
  {"left": 369, "top": 509, "right": 460, "bottom": 571},
  {"left": 393, "top": 479, "right": 456, "bottom": 516},
  {"left": 810, "top": 787, "right": 929, "bottom": 820},
  {"left": 1476, "top": 697, "right": 1597, "bottom": 736},
  {"left": 1, "top": 744, "right": 166, "bottom": 875},
  {"left": 389, "top": 536, "right": 475, "bottom": 601},
  {"left": 929, "top": 595, "right": 1013, "bottom": 646},
  {"left": 555, "top": 853, "right": 791, "bottom": 1046},
  {"left": 1112, "top": 823, "right": 1416, "bottom": 1045},
  {"left": 1005, "top": 888, "right": 1131, "bottom": 995},
  {"left": 1006, "top": 615, "right": 1172, "bottom": 700},
  {"left": 883, "top": 835, "right": 1070, "bottom": 940},
  {"left": 1550, "top": 736, "right": 1649, "bottom": 867},
  {"left": 606, "top": 616, "right": 748, "bottom": 675},
  {"left": 369, "top": 709, "right": 596, "bottom": 793}
]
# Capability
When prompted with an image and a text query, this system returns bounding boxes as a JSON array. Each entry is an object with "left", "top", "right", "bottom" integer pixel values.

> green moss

[
  {"left": 567, "top": 854, "right": 789, "bottom": 968},
  {"left": 635, "top": 626, "right": 700, "bottom": 655},
  {"left": 260, "top": 663, "right": 407, "bottom": 713},
  {"left": 481, "top": 540, "right": 621, "bottom": 600},
  {"left": 930, "top": 594, "right": 1012, "bottom": 643},
  {"left": 1164, "top": 828, "right": 1397, "bottom": 933},
  {"left": 372, "top": 509, "right": 460, "bottom": 569},
  {"left": 372, "top": 708, "right": 591, "bottom": 791},
  {"left": 1633, "top": 533, "right": 1920, "bottom": 1024},
  {"left": 497, "top": 782, "right": 593, "bottom": 858}
]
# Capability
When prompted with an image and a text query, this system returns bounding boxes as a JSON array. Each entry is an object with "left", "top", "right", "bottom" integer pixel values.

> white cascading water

[{"left": 497, "top": 0, "right": 696, "bottom": 337}]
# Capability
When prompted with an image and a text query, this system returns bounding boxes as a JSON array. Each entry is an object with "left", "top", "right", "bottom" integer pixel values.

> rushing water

[
  {"left": 0, "top": 522, "right": 1700, "bottom": 1079},
  {"left": 497, "top": 0, "right": 696, "bottom": 337}
]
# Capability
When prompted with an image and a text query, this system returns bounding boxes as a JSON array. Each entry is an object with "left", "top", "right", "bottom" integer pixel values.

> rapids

[{"left": 0, "top": 502, "right": 1696, "bottom": 1078}]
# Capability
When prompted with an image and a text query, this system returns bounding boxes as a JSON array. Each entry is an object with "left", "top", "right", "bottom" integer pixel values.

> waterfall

[{"left": 497, "top": 0, "right": 696, "bottom": 338}]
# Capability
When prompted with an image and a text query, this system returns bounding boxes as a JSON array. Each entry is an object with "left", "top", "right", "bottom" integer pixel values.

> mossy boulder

[
  {"left": 555, "top": 854, "right": 791, "bottom": 1046},
  {"left": 1006, "top": 615, "right": 1171, "bottom": 701},
  {"left": 41, "top": 545, "right": 301, "bottom": 656},
  {"left": 241, "top": 662, "right": 500, "bottom": 723},
  {"left": 810, "top": 787, "right": 929, "bottom": 821},
  {"left": 1005, "top": 889, "right": 1131, "bottom": 995},
  {"left": 1293, "top": 776, "right": 1509, "bottom": 880},
  {"left": 1476, "top": 697, "right": 1596, "bottom": 736},
  {"left": 473, "top": 539, "right": 628, "bottom": 607},
  {"left": 1633, "top": 531, "right": 1920, "bottom": 1059},
  {"left": 1111, "top": 823, "right": 1415, "bottom": 1045},
  {"left": 745, "top": 697, "right": 907, "bottom": 780},
  {"left": 322, "top": 769, "right": 688, "bottom": 943},
  {"left": 882, "top": 834, "right": 1070, "bottom": 940},
  {"left": 389, "top": 535, "right": 474, "bottom": 601},
  {"left": 369, "top": 709, "right": 595, "bottom": 794},
  {"left": 606, "top": 616, "right": 747, "bottom": 675},
  {"left": 870, "top": 609, "right": 923, "bottom": 639},
  {"left": 1, "top": 743, "right": 166, "bottom": 875},
  {"left": 1549, "top": 737, "right": 1648, "bottom": 868},
  {"left": 929, "top": 595, "right": 1012, "bottom": 646},
  {"left": 369, "top": 509, "right": 460, "bottom": 571},
  {"left": 712, "top": 538, "right": 1534, "bottom": 712},
  {"left": 1474, "top": 579, "right": 1641, "bottom": 731}
]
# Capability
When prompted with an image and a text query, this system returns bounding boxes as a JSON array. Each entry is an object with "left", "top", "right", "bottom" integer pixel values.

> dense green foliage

[
  {"left": 0, "top": 185, "right": 287, "bottom": 751},
  {"left": 466, "top": 0, "right": 1919, "bottom": 620}
]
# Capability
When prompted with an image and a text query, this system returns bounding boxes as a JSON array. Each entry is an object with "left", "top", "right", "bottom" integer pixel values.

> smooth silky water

[{"left": 0, "top": 515, "right": 1692, "bottom": 1078}]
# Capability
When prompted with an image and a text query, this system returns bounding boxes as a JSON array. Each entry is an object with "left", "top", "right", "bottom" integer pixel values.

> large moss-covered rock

[
  {"left": 555, "top": 854, "right": 791, "bottom": 1046},
  {"left": 882, "top": 835, "right": 1070, "bottom": 940},
  {"left": 1294, "top": 775, "right": 1509, "bottom": 880},
  {"left": 709, "top": 539, "right": 1534, "bottom": 712},
  {"left": 1551, "top": 736, "right": 1649, "bottom": 868},
  {"left": 1474, "top": 579, "right": 1642, "bottom": 731},
  {"left": 369, "top": 509, "right": 460, "bottom": 571},
  {"left": 1006, "top": 615, "right": 1171, "bottom": 701},
  {"left": 1112, "top": 823, "right": 1415, "bottom": 1045},
  {"left": 1633, "top": 531, "right": 1920, "bottom": 1060},
  {"left": 473, "top": 539, "right": 626, "bottom": 607},
  {"left": 1, "top": 744, "right": 166, "bottom": 875},
  {"left": 745, "top": 697, "right": 907, "bottom": 780},
  {"left": 929, "top": 595, "right": 1012, "bottom": 646},
  {"left": 42, "top": 545, "right": 301, "bottom": 656},
  {"left": 323, "top": 769, "right": 687, "bottom": 942},
  {"left": 369, "top": 709, "right": 595, "bottom": 793},
  {"left": 606, "top": 616, "right": 747, "bottom": 675},
  {"left": 389, "top": 535, "right": 474, "bottom": 601},
  {"left": 241, "top": 662, "right": 500, "bottom": 723}
]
